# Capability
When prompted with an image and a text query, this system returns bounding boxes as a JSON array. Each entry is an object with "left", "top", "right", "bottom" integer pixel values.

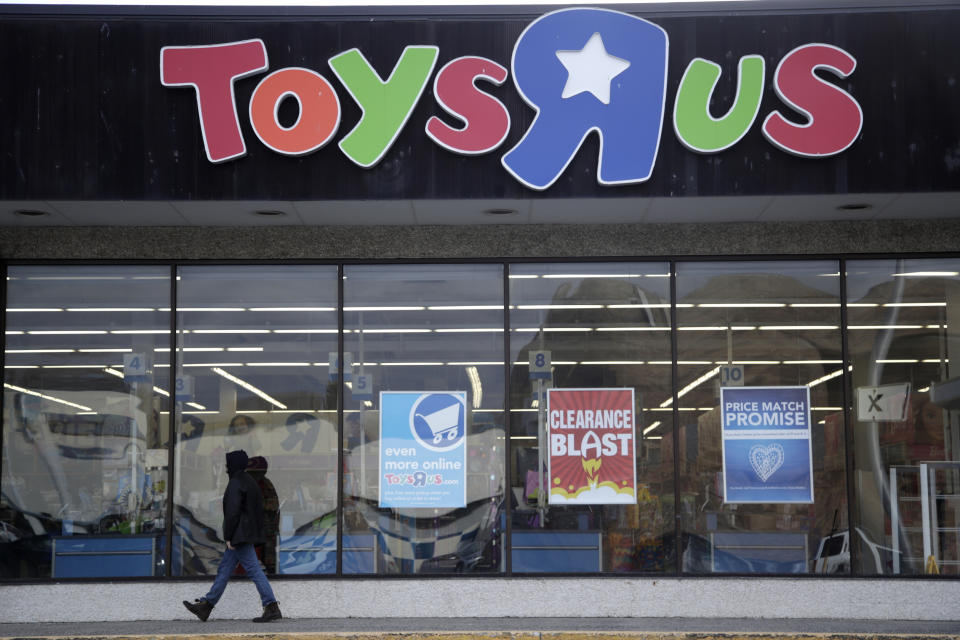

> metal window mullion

[
  {"left": 670, "top": 260, "right": 682, "bottom": 576},
  {"left": 503, "top": 262, "right": 512, "bottom": 576},
  {"left": 839, "top": 258, "right": 858, "bottom": 576},
  {"left": 0, "top": 263, "right": 6, "bottom": 486},
  {"left": 336, "top": 264, "right": 345, "bottom": 577},
  {"left": 163, "top": 264, "right": 178, "bottom": 578}
]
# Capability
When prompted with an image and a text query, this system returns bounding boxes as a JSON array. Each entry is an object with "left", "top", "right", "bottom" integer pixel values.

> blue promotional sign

[
  {"left": 720, "top": 386, "right": 814, "bottom": 504},
  {"left": 379, "top": 391, "right": 467, "bottom": 509}
]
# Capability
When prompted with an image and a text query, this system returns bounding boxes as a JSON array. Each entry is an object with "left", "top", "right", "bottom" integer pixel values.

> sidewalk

[{"left": 1, "top": 617, "right": 958, "bottom": 639}]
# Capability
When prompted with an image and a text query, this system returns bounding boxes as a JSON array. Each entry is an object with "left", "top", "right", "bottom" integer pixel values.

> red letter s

[
  {"left": 762, "top": 43, "right": 862, "bottom": 157},
  {"left": 426, "top": 56, "right": 510, "bottom": 155}
]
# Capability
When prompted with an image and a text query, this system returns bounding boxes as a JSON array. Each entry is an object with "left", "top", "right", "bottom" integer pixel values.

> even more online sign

[{"left": 160, "top": 7, "right": 863, "bottom": 191}]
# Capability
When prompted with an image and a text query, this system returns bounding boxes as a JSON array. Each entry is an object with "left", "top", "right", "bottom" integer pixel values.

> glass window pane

[
  {"left": 2, "top": 266, "right": 171, "bottom": 579},
  {"left": 676, "top": 260, "right": 846, "bottom": 575},
  {"left": 342, "top": 264, "right": 505, "bottom": 574},
  {"left": 173, "top": 266, "right": 339, "bottom": 576},
  {"left": 509, "top": 263, "right": 675, "bottom": 573},
  {"left": 847, "top": 259, "right": 960, "bottom": 576}
]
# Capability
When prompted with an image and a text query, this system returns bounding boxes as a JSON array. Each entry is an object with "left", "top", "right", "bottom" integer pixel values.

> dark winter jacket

[{"left": 222, "top": 450, "right": 266, "bottom": 545}]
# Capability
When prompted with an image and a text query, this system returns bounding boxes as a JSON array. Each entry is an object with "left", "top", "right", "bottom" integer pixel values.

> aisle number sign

[
  {"left": 721, "top": 386, "right": 814, "bottom": 504},
  {"left": 720, "top": 364, "right": 744, "bottom": 387},
  {"left": 123, "top": 353, "right": 148, "bottom": 382},
  {"left": 529, "top": 350, "right": 552, "bottom": 380},
  {"left": 547, "top": 388, "right": 636, "bottom": 505}
]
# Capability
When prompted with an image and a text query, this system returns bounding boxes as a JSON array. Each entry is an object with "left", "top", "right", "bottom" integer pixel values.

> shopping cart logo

[{"left": 410, "top": 393, "right": 466, "bottom": 451}]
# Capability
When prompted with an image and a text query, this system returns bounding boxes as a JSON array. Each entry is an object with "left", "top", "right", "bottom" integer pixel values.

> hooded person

[{"left": 183, "top": 449, "right": 282, "bottom": 623}]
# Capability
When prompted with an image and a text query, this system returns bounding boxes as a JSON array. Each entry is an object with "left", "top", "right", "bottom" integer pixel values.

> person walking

[{"left": 183, "top": 449, "right": 282, "bottom": 623}]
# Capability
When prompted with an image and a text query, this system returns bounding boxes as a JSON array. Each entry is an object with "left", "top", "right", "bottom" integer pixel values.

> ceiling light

[
  {"left": 483, "top": 208, "right": 518, "bottom": 216},
  {"left": 14, "top": 209, "right": 49, "bottom": 217},
  {"left": 836, "top": 203, "right": 873, "bottom": 211}
]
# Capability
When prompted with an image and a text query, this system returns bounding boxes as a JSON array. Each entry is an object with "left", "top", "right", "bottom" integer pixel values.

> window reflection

[
  {"left": 342, "top": 264, "right": 505, "bottom": 574},
  {"left": 676, "top": 261, "right": 846, "bottom": 574},
  {"left": 509, "top": 264, "right": 674, "bottom": 573},
  {"left": 172, "top": 266, "right": 339, "bottom": 576},
  {"left": 1, "top": 266, "right": 171, "bottom": 579},
  {"left": 848, "top": 260, "right": 960, "bottom": 575}
]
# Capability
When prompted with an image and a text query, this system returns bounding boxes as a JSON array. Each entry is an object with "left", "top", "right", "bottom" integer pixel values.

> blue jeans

[{"left": 203, "top": 543, "right": 276, "bottom": 607}]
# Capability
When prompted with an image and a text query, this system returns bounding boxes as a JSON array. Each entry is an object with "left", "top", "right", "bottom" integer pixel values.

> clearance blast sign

[{"left": 547, "top": 388, "right": 636, "bottom": 505}]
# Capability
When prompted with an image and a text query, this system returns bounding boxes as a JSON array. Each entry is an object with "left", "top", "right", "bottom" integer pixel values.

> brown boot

[
  {"left": 183, "top": 598, "right": 213, "bottom": 622},
  {"left": 253, "top": 600, "right": 282, "bottom": 622}
]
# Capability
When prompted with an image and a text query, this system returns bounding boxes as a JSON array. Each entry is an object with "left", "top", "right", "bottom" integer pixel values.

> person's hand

[{"left": 226, "top": 541, "right": 234, "bottom": 550}]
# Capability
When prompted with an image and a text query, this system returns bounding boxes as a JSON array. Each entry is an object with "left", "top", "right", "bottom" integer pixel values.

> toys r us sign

[{"left": 160, "top": 7, "right": 862, "bottom": 191}]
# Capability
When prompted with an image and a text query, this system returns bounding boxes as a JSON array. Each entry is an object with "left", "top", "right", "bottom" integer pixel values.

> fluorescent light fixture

[
  {"left": 580, "top": 361, "right": 646, "bottom": 365},
  {"left": 698, "top": 303, "right": 786, "bottom": 308},
  {"left": 678, "top": 326, "right": 730, "bottom": 331},
  {"left": 882, "top": 302, "right": 947, "bottom": 307},
  {"left": 643, "top": 421, "right": 662, "bottom": 436},
  {"left": 595, "top": 327, "right": 670, "bottom": 332},
  {"left": 4, "top": 331, "right": 24, "bottom": 335},
  {"left": 645, "top": 436, "right": 663, "bottom": 440},
  {"left": 111, "top": 330, "right": 169, "bottom": 334},
  {"left": 758, "top": 325, "right": 839, "bottom": 331},
  {"left": 364, "top": 400, "right": 374, "bottom": 408},
  {"left": 789, "top": 303, "right": 840, "bottom": 308},
  {"left": 466, "top": 366, "right": 482, "bottom": 409},
  {"left": 661, "top": 366, "right": 720, "bottom": 408},
  {"left": 846, "top": 303, "right": 880, "bottom": 307},
  {"left": 226, "top": 347, "right": 264, "bottom": 352},
  {"left": 3, "top": 383, "right": 92, "bottom": 411},
  {"left": 79, "top": 348, "right": 133, "bottom": 353},
  {"left": 6, "top": 349, "right": 75, "bottom": 353},
  {"left": 606, "top": 303, "right": 670, "bottom": 309},
  {"left": 516, "top": 304, "right": 603, "bottom": 310},
  {"left": 434, "top": 328, "right": 504, "bottom": 333},
  {"left": 66, "top": 307, "right": 156, "bottom": 312},
  {"left": 5, "top": 365, "right": 39, "bottom": 369},
  {"left": 42, "top": 365, "right": 108, "bottom": 368},
  {"left": 212, "top": 367, "right": 287, "bottom": 409},
  {"left": 892, "top": 271, "right": 959, "bottom": 277},
  {"left": 807, "top": 368, "right": 846, "bottom": 388},
  {"left": 721, "top": 360, "right": 780, "bottom": 365},
  {"left": 7, "top": 308, "right": 63, "bottom": 312},
  {"left": 183, "top": 362, "right": 242, "bottom": 367},
  {"left": 247, "top": 307, "right": 335, "bottom": 311},
  {"left": 343, "top": 306, "right": 425, "bottom": 311},
  {"left": 378, "top": 362, "right": 443, "bottom": 366},
  {"left": 191, "top": 329, "right": 271, "bottom": 334},
  {"left": 172, "top": 347, "right": 224, "bottom": 352},
  {"left": 508, "top": 275, "right": 540, "bottom": 279},
  {"left": 541, "top": 274, "right": 641, "bottom": 279},
  {"left": 876, "top": 359, "right": 919, "bottom": 364},
  {"left": 186, "top": 402, "right": 207, "bottom": 410},
  {"left": 922, "top": 358, "right": 948, "bottom": 363},
  {"left": 677, "top": 361, "right": 713, "bottom": 365},
  {"left": 514, "top": 327, "right": 593, "bottom": 332},
  {"left": 246, "top": 362, "right": 311, "bottom": 367},
  {"left": 356, "top": 329, "right": 432, "bottom": 334},
  {"left": 426, "top": 305, "right": 504, "bottom": 310},
  {"left": 917, "top": 386, "right": 930, "bottom": 393},
  {"left": 784, "top": 360, "right": 843, "bottom": 364},
  {"left": 178, "top": 307, "right": 246, "bottom": 312},
  {"left": 848, "top": 325, "right": 924, "bottom": 330},
  {"left": 447, "top": 361, "right": 503, "bottom": 366},
  {"left": 273, "top": 329, "right": 337, "bottom": 334},
  {"left": 27, "top": 331, "right": 108, "bottom": 335}
]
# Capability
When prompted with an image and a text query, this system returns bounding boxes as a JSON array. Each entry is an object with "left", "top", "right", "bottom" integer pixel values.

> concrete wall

[
  {"left": 2, "top": 219, "right": 960, "bottom": 260},
  {"left": 1, "top": 577, "right": 956, "bottom": 622}
]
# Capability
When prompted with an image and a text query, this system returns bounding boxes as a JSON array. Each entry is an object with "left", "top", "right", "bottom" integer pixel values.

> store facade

[{"left": 1, "top": 0, "right": 960, "bottom": 622}]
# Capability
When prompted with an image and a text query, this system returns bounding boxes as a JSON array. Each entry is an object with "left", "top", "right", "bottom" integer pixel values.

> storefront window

[
  {"left": 676, "top": 261, "right": 846, "bottom": 574},
  {"left": 847, "top": 259, "right": 960, "bottom": 576},
  {"left": 1, "top": 266, "right": 171, "bottom": 579},
  {"left": 508, "top": 263, "right": 675, "bottom": 573},
  {"left": 342, "top": 264, "right": 506, "bottom": 574},
  {"left": 172, "top": 266, "right": 339, "bottom": 576}
]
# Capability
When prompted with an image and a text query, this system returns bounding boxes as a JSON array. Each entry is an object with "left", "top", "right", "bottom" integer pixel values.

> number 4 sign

[{"left": 123, "top": 353, "right": 149, "bottom": 382}]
